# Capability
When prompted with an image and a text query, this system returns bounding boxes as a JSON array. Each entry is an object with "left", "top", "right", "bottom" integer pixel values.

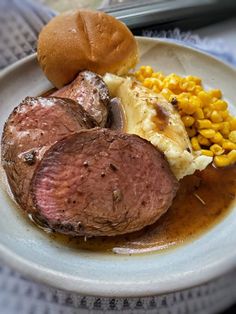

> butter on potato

[{"left": 104, "top": 73, "right": 212, "bottom": 179}]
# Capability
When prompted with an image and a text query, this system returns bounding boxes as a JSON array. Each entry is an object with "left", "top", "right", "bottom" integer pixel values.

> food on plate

[
  {"left": 31, "top": 128, "right": 178, "bottom": 237},
  {"left": 1, "top": 8, "right": 235, "bottom": 247},
  {"left": 37, "top": 9, "right": 139, "bottom": 88},
  {"left": 104, "top": 73, "right": 212, "bottom": 179},
  {"left": 52, "top": 70, "right": 110, "bottom": 127},
  {"left": 1, "top": 97, "right": 95, "bottom": 211},
  {"left": 135, "top": 66, "right": 236, "bottom": 167}
]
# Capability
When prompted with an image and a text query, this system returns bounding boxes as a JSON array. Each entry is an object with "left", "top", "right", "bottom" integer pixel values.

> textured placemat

[
  {"left": 0, "top": 1, "right": 236, "bottom": 313},
  {"left": 0, "top": 262, "right": 236, "bottom": 314},
  {"left": 0, "top": 0, "right": 54, "bottom": 70}
]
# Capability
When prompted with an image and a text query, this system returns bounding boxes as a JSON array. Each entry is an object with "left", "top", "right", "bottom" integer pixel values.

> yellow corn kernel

[
  {"left": 198, "top": 135, "right": 211, "bottom": 146},
  {"left": 139, "top": 66, "right": 146, "bottom": 71},
  {"left": 161, "top": 88, "right": 172, "bottom": 100},
  {"left": 190, "top": 95, "right": 202, "bottom": 106},
  {"left": 194, "top": 85, "right": 203, "bottom": 94},
  {"left": 191, "top": 137, "right": 201, "bottom": 151},
  {"left": 193, "top": 77, "right": 202, "bottom": 85},
  {"left": 209, "top": 89, "right": 222, "bottom": 99},
  {"left": 198, "top": 91, "right": 211, "bottom": 105},
  {"left": 179, "top": 78, "right": 196, "bottom": 92},
  {"left": 143, "top": 78, "right": 153, "bottom": 88},
  {"left": 185, "top": 81, "right": 196, "bottom": 92},
  {"left": 211, "top": 123, "right": 221, "bottom": 131},
  {"left": 165, "top": 81, "right": 179, "bottom": 91},
  {"left": 139, "top": 75, "right": 145, "bottom": 82},
  {"left": 211, "top": 132, "right": 223, "bottom": 143},
  {"left": 183, "top": 103, "right": 198, "bottom": 114},
  {"left": 151, "top": 72, "right": 158, "bottom": 78},
  {"left": 158, "top": 72, "right": 165, "bottom": 81},
  {"left": 226, "top": 116, "right": 232, "bottom": 122},
  {"left": 140, "top": 65, "right": 153, "bottom": 77},
  {"left": 176, "top": 97, "right": 188, "bottom": 108},
  {"left": 222, "top": 140, "right": 236, "bottom": 150},
  {"left": 194, "top": 108, "right": 204, "bottom": 120},
  {"left": 211, "top": 97, "right": 218, "bottom": 103},
  {"left": 210, "top": 144, "right": 224, "bottom": 156},
  {"left": 143, "top": 77, "right": 162, "bottom": 89},
  {"left": 196, "top": 119, "right": 212, "bottom": 129},
  {"left": 185, "top": 75, "right": 201, "bottom": 84},
  {"left": 185, "top": 76, "right": 194, "bottom": 82},
  {"left": 201, "top": 149, "right": 214, "bottom": 157},
  {"left": 214, "top": 100, "right": 228, "bottom": 111},
  {"left": 177, "top": 97, "right": 189, "bottom": 110},
  {"left": 214, "top": 155, "right": 231, "bottom": 167},
  {"left": 152, "top": 72, "right": 164, "bottom": 80},
  {"left": 178, "top": 92, "right": 191, "bottom": 99},
  {"left": 138, "top": 67, "right": 144, "bottom": 75},
  {"left": 181, "top": 96, "right": 200, "bottom": 115},
  {"left": 178, "top": 80, "right": 185, "bottom": 90},
  {"left": 150, "top": 78, "right": 163, "bottom": 89},
  {"left": 203, "top": 107, "right": 212, "bottom": 119},
  {"left": 221, "top": 122, "right": 230, "bottom": 137},
  {"left": 186, "top": 127, "right": 197, "bottom": 137},
  {"left": 199, "top": 129, "right": 216, "bottom": 138},
  {"left": 229, "top": 118, "right": 236, "bottom": 130},
  {"left": 166, "top": 73, "right": 181, "bottom": 80},
  {"left": 163, "top": 75, "right": 180, "bottom": 90},
  {"left": 182, "top": 116, "right": 195, "bottom": 127},
  {"left": 152, "top": 86, "right": 161, "bottom": 93},
  {"left": 229, "top": 130, "right": 236, "bottom": 143},
  {"left": 135, "top": 72, "right": 145, "bottom": 82},
  {"left": 210, "top": 110, "right": 223, "bottom": 123},
  {"left": 157, "top": 79, "right": 164, "bottom": 90},
  {"left": 220, "top": 110, "right": 229, "bottom": 120},
  {"left": 227, "top": 150, "right": 236, "bottom": 164}
]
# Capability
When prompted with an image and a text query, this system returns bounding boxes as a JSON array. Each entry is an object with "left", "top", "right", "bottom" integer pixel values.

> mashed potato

[{"left": 104, "top": 73, "right": 212, "bottom": 179}]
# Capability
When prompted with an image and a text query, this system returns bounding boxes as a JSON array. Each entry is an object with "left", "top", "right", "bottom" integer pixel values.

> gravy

[{"left": 49, "top": 164, "right": 236, "bottom": 254}]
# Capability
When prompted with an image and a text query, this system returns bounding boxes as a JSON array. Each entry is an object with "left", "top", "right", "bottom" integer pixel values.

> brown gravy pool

[{"left": 47, "top": 164, "right": 236, "bottom": 254}]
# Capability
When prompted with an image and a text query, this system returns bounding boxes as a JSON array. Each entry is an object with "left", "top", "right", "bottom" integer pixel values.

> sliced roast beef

[
  {"left": 1, "top": 96, "right": 95, "bottom": 211},
  {"left": 31, "top": 128, "right": 178, "bottom": 237},
  {"left": 52, "top": 71, "right": 110, "bottom": 127}
]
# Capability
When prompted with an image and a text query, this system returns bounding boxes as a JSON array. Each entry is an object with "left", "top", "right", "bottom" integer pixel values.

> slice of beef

[
  {"left": 52, "top": 71, "right": 110, "bottom": 127},
  {"left": 31, "top": 128, "right": 179, "bottom": 237},
  {"left": 1, "top": 96, "right": 95, "bottom": 212}
]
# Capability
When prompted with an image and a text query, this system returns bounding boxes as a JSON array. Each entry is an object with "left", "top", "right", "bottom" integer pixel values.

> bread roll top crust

[{"left": 37, "top": 10, "right": 139, "bottom": 88}]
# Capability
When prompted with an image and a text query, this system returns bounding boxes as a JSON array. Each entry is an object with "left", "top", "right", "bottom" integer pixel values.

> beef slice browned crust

[
  {"left": 52, "top": 71, "right": 110, "bottom": 127},
  {"left": 31, "top": 128, "right": 179, "bottom": 237},
  {"left": 1, "top": 96, "right": 95, "bottom": 212}
]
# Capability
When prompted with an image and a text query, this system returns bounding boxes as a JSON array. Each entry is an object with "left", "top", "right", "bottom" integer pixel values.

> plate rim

[{"left": 0, "top": 37, "right": 236, "bottom": 297}]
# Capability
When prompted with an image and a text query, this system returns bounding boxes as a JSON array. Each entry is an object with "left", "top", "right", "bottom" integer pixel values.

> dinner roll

[{"left": 37, "top": 10, "right": 139, "bottom": 88}]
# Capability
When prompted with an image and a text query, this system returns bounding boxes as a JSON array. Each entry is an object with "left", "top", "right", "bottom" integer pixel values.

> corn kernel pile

[{"left": 134, "top": 66, "right": 236, "bottom": 167}]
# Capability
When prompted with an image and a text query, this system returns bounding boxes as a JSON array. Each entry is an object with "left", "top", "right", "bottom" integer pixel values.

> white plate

[{"left": 0, "top": 37, "right": 235, "bottom": 297}]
